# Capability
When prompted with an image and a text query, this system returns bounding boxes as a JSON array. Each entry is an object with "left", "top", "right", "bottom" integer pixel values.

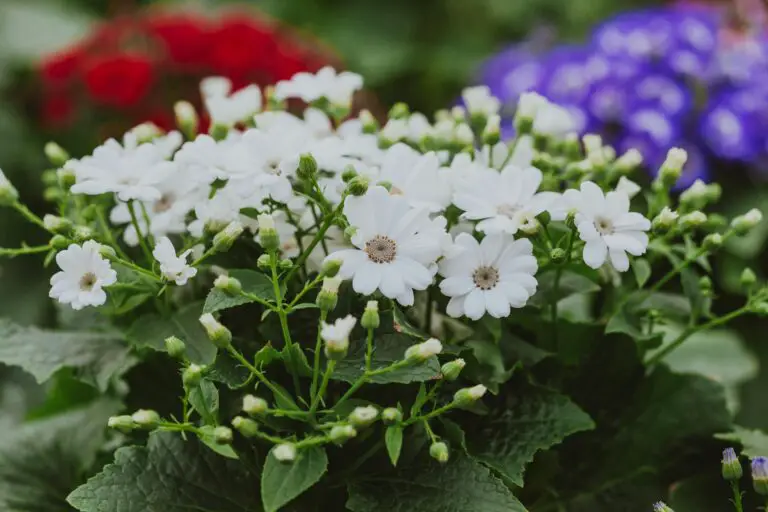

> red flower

[
  {"left": 207, "top": 17, "right": 277, "bottom": 78},
  {"left": 149, "top": 14, "right": 211, "bottom": 68},
  {"left": 83, "top": 54, "right": 154, "bottom": 107},
  {"left": 40, "top": 48, "right": 83, "bottom": 87},
  {"left": 41, "top": 93, "right": 75, "bottom": 128}
]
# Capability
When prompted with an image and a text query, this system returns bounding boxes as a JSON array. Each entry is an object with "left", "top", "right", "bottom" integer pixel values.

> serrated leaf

[
  {"left": 261, "top": 446, "right": 327, "bottom": 512},
  {"left": 631, "top": 258, "right": 652, "bottom": 288},
  {"left": 67, "top": 431, "right": 261, "bottom": 512},
  {"left": 207, "top": 350, "right": 252, "bottom": 389},
  {"left": 189, "top": 380, "right": 219, "bottom": 425},
  {"left": 716, "top": 427, "right": 768, "bottom": 457},
  {"left": 126, "top": 302, "right": 216, "bottom": 364},
  {"left": 0, "top": 319, "right": 133, "bottom": 391},
  {"left": 332, "top": 333, "right": 439, "bottom": 384},
  {"left": 204, "top": 269, "right": 274, "bottom": 314},
  {"left": 346, "top": 453, "right": 526, "bottom": 512},
  {"left": 466, "top": 385, "right": 594, "bottom": 486},
  {"left": 385, "top": 426, "right": 403, "bottom": 466}
]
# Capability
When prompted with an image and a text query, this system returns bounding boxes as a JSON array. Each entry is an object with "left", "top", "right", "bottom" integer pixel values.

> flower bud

[
  {"left": 429, "top": 441, "right": 449, "bottom": 463},
  {"left": 453, "top": 384, "right": 487, "bottom": 406},
  {"left": 549, "top": 248, "right": 567, "bottom": 264},
  {"left": 679, "top": 211, "right": 707, "bottom": 230},
  {"left": 451, "top": 105, "right": 467, "bottom": 121},
  {"left": 107, "top": 415, "right": 135, "bottom": 432},
  {"left": 257, "top": 254, "right": 271, "bottom": 270},
  {"left": 131, "top": 409, "right": 160, "bottom": 429},
  {"left": 613, "top": 148, "right": 643, "bottom": 174},
  {"left": 346, "top": 176, "right": 369, "bottom": 196},
  {"left": 482, "top": 115, "right": 501, "bottom": 146},
  {"left": 317, "top": 276, "right": 342, "bottom": 312},
  {"left": 213, "top": 221, "right": 244, "bottom": 252},
  {"left": 381, "top": 407, "right": 403, "bottom": 425},
  {"left": 741, "top": 268, "right": 757, "bottom": 289},
  {"left": 279, "top": 259, "right": 293, "bottom": 270},
  {"left": 256, "top": 214, "right": 279, "bottom": 252},
  {"left": 214, "top": 275, "right": 242, "bottom": 295},
  {"left": 405, "top": 338, "right": 443, "bottom": 362},
  {"left": 731, "top": 208, "right": 763, "bottom": 235},
  {"left": 50, "top": 234, "right": 71, "bottom": 250},
  {"left": 232, "top": 416, "right": 260, "bottom": 437},
  {"left": 272, "top": 443, "right": 297, "bottom": 463},
  {"left": 388, "top": 102, "right": 410, "bottom": 120},
  {"left": 753, "top": 302, "right": 768, "bottom": 316},
  {"left": 297, "top": 153, "right": 318, "bottom": 181},
  {"left": 359, "top": 109, "right": 378, "bottom": 134},
  {"left": 322, "top": 258, "right": 341, "bottom": 277},
  {"left": 72, "top": 226, "right": 94, "bottom": 242},
  {"left": 652, "top": 207, "right": 679, "bottom": 231},
  {"left": 174, "top": 101, "right": 199, "bottom": 139},
  {"left": 243, "top": 394, "right": 268, "bottom": 415},
  {"left": 210, "top": 123, "right": 229, "bottom": 142},
  {"left": 324, "top": 337, "right": 349, "bottom": 360},
  {"left": 441, "top": 359, "right": 466, "bottom": 381},
  {"left": 329, "top": 424, "right": 358, "bottom": 444},
  {"left": 57, "top": 167, "right": 76, "bottom": 191},
  {"left": 343, "top": 226, "right": 357, "bottom": 244},
  {"left": 213, "top": 426, "right": 233, "bottom": 445},
  {"left": 703, "top": 233, "right": 723, "bottom": 251},
  {"left": 722, "top": 447, "right": 743, "bottom": 481},
  {"left": 44, "top": 187, "right": 62, "bottom": 202},
  {"left": 199, "top": 313, "right": 232, "bottom": 349},
  {"left": 341, "top": 167, "right": 358, "bottom": 183},
  {"left": 349, "top": 405, "right": 379, "bottom": 428},
  {"left": 44, "top": 142, "right": 70, "bottom": 167},
  {"left": 164, "top": 336, "right": 186, "bottom": 359},
  {"left": 43, "top": 214, "right": 72, "bottom": 235},
  {"left": 361, "top": 300, "right": 380, "bottom": 330},
  {"left": 698, "top": 276, "right": 713, "bottom": 294},
  {"left": 615, "top": 176, "right": 641, "bottom": 199},
  {"left": 655, "top": 147, "right": 687, "bottom": 189},
  {"left": 582, "top": 134, "right": 606, "bottom": 167},
  {"left": 454, "top": 123, "right": 474, "bottom": 146},
  {"left": 752, "top": 456, "right": 768, "bottom": 495},
  {"left": 376, "top": 180, "right": 393, "bottom": 192},
  {"left": 652, "top": 502, "right": 675, "bottom": 512},
  {"left": 183, "top": 363, "right": 204, "bottom": 388},
  {"left": 515, "top": 92, "right": 545, "bottom": 134}
]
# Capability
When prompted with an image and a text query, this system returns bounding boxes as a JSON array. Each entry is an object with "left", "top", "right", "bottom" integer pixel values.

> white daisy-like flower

[
  {"left": 187, "top": 188, "right": 245, "bottom": 238},
  {"left": 378, "top": 144, "right": 452, "bottom": 212},
  {"left": 453, "top": 165, "right": 557, "bottom": 235},
  {"left": 152, "top": 237, "right": 197, "bottom": 286},
  {"left": 274, "top": 66, "right": 363, "bottom": 107},
  {"left": 462, "top": 85, "right": 501, "bottom": 117},
  {"left": 205, "top": 84, "right": 262, "bottom": 126},
  {"left": 439, "top": 233, "right": 537, "bottom": 320},
  {"left": 572, "top": 181, "right": 651, "bottom": 271},
  {"left": 324, "top": 186, "right": 444, "bottom": 306},
  {"left": 49, "top": 241, "right": 117, "bottom": 310},
  {"left": 320, "top": 314, "right": 357, "bottom": 345}
]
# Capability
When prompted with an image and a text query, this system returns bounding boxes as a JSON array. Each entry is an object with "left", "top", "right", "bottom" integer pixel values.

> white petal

[
  {"left": 446, "top": 296, "right": 466, "bottom": 318},
  {"left": 463, "top": 289, "right": 486, "bottom": 320},
  {"left": 609, "top": 249, "right": 630, "bottom": 272},
  {"left": 583, "top": 240, "right": 608, "bottom": 269},
  {"left": 440, "top": 276, "right": 476, "bottom": 297},
  {"left": 352, "top": 262, "right": 382, "bottom": 295},
  {"left": 485, "top": 288, "right": 511, "bottom": 318}
]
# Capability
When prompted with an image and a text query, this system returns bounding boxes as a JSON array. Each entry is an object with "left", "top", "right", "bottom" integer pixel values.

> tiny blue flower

[{"left": 752, "top": 456, "right": 768, "bottom": 495}]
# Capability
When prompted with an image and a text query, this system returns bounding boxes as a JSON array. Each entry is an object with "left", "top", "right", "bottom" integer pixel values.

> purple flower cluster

[{"left": 481, "top": 6, "right": 768, "bottom": 186}]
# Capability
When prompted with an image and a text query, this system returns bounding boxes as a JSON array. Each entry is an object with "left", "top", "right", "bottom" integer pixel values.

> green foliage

[
  {"left": 261, "top": 446, "right": 328, "bottom": 512},
  {"left": 204, "top": 269, "right": 275, "bottom": 314}
]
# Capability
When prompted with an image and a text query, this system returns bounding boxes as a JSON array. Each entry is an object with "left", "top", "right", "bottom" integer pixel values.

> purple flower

[
  {"left": 751, "top": 456, "right": 768, "bottom": 495},
  {"left": 700, "top": 92, "right": 763, "bottom": 161},
  {"left": 481, "top": 47, "right": 543, "bottom": 105}
]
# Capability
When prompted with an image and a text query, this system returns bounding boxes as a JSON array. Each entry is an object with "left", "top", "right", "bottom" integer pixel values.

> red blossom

[
  {"left": 41, "top": 93, "right": 75, "bottom": 128},
  {"left": 207, "top": 17, "right": 277, "bottom": 79},
  {"left": 149, "top": 14, "right": 211, "bottom": 68},
  {"left": 83, "top": 54, "right": 154, "bottom": 107},
  {"left": 40, "top": 48, "right": 83, "bottom": 87}
]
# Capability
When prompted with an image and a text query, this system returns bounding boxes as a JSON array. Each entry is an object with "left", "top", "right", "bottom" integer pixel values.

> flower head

[
  {"left": 152, "top": 237, "right": 197, "bottom": 285},
  {"left": 49, "top": 241, "right": 117, "bottom": 310},
  {"left": 275, "top": 66, "right": 363, "bottom": 107},
  {"left": 321, "top": 315, "right": 357, "bottom": 359}
]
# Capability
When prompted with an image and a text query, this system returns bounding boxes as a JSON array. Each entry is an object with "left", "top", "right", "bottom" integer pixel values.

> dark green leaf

[
  {"left": 332, "top": 333, "right": 439, "bottom": 384},
  {"left": 385, "top": 426, "right": 403, "bottom": 466},
  {"left": 392, "top": 306, "right": 428, "bottom": 339},
  {"left": 126, "top": 302, "right": 216, "bottom": 364},
  {"left": 282, "top": 344, "right": 312, "bottom": 377},
  {"left": 439, "top": 418, "right": 467, "bottom": 451},
  {"left": 196, "top": 425, "right": 239, "bottom": 459},
  {"left": 289, "top": 303, "right": 318, "bottom": 312},
  {"left": 466, "top": 385, "right": 594, "bottom": 486},
  {"left": 346, "top": 453, "right": 526, "bottom": 512},
  {"left": 67, "top": 431, "right": 261, "bottom": 512},
  {"left": 204, "top": 269, "right": 274, "bottom": 314},
  {"left": 410, "top": 383, "right": 428, "bottom": 417},
  {"left": 189, "top": 380, "right": 219, "bottom": 425},
  {"left": 0, "top": 319, "right": 133, "bottom": 391},
  {"left": 631, "top": 258, "right": 652, "bottom": 288},
  {"left": 261, "top": 446, "right": 327, "bottom": 512},
  {"left": 716, "top": 427, "right": 768, "bottom": 457},
  {"left": 255, "top": 344, "right": 282, "bottom": 369},
  {"left": 207, "top": 350, "right": 252, "bottom": 389}
]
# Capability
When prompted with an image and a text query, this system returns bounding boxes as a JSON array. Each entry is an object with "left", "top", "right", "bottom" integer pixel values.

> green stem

[
  {"left": 310, "top": 360, "right": 336, "bottom": 414},
  {"left": 424, "top": 287, "right": 434, "bottom": 334},
  {"left": 226, "top": 345, "right": 295, "bottom": 408},
  {"left": 0, "top": 244, "right": 51, "bottom": 257},
  {"left": 95, "top": 206, "right": 130, "bottom": 260},
  {"left": 112, "top": 256, "right": 163, "bottom": 283},
  {"left": 364, "top": 327, "right": 375, "bottom": 373},
  {"left": 334, "top": 359, "right": 415, "bottom": 408},
  {"left": 191, "top": 247, "right": 216, "bottom": 267},
  {"left": 270, "top": 251, "right": 302, "bottom": 397},
  {"left": 310, "top": 310, "right": 328, "bottom": 401},
  {"left": 288, "top": 273, "right": 325, "bottom": 309},
  {"left": 730, "top": 481, "right": 744, "bottom": 512},
  {"left": 404, "top": 403, "right": 456, "bottom": 426},
  {"left": 241, "top": 290, "right": 276, "bottom": 310},
  {"left": 551, "top": 228, "right": 575, "bottom": 349},
  {"left": 284, "top": 199, "right": 344, "bottom": 284},
  {"left": 127, "top": 200, "right": 154, "bottom": 263},
  {"left": 139, "top": 202, "right": 155, "bottom": 246},
  {"left": 422, "top": 419, "right": 438, "bottom": 442},
  {"left": 12, "top": 202, "right": 50, "bottom": 232}
]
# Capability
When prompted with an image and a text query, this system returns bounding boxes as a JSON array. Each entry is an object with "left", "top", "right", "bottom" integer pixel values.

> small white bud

[
  {"left": 199, "top": 313, "right": 232, "bottom": 348},
  {"left": 43, "top": 214, "right": 72, "bottom": 234},
  {"left": 243, "top": 394, "right": 268, "bottom": 415},
  {"left": 653, "top": 207, "right": 679, "bottom": 230},
  {"left": 453, "top": 384, "right": 487, "bottom": 406},
  {"left": 680, "top": 211, "right": 708, "bottom": 229},
  {"left": 44, "top": 142, "right": 70, "bottom": 167},
  {"left": 212, "top": 221, "right": 244, "bottom": 252},
  {"left": 451, "top": 105, "right": 467, "bottom": 121},
  {"left": 349, "top": 405, "right": 379, "bottom": 428},
  {"left": 454, "top": 124, "right": 474, "bottom": 146},
  {"left": 615, "top": 177, "right": 641, "bottom": 199},
  {"left": 582, "top": 134, "right": 605, "bottom": 166},
  {"left": 405, "top": 338, "right": 443, "bottom": 362},
  {"left": 273, "top": 443, "right": 297, "bottom": 462},
  {"left": 614, "top": 148, "right": 643, "bottom": 172},
  {"left": 131, "top": 409, "right": 160, "bottom": 428},
  {"left": 732, "top": 208, "right": 763, "bottom": 234}
]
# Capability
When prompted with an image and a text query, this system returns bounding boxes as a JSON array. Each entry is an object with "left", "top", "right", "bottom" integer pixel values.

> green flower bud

[
  {"left": 257, "top": 254, "right": 271, "bottom": 270},
  {"left": 232, "top": 416, "right": 260, "bottom": 437},
  {"left": 42, "top": 169, "right": 59, "bottom": 186},
  {"left": 376, "top": 180, "right": 393, "bottom": 192},
  {"left": 679, "top": 211, "right": 707, "bottom": 230},
  {"left": 57, "top": 168, "right": 76, "bottom": 191},
  {"left": 44, "top": 142, "right": 70, "bottom": 167},
  {"left": 550, "top": 248, "right": 567, "bottom": 264},
  {"left": 174, "top": 101, "right": 199, "bottom": 139},
  {"left": 242, "top": 394, "right": 268, "bottom": 416},
  {"left": 441, "top": 358, "right": 466, "bottom": 381},
  {"left": 381, "top": 407, "right": 403, "bottom": 425},
  {"left": 343, "top": 226, "right": 357, "bottom": 244},
  {"left": 613, "top": 148, "right": 643, "bottom": 174},
  {"left": 348, "top": 405, "right": 379, "bottom": 428},
  {"left": 213, "top": 426, "right": 233, "bottom": 445},
  {"left": 429, "top": 441, "right": 449, "bottom": 463},
  {"left": 482, "top": 114, "right": 501, "bottom": 146},
  {"left": 107, "top": 415, "right": 135, "bottom": 433},
  {"left": 703, "top": 233, "right": 723, "bottom": 251},
  {"left": 256, "top": 214, "right": 279, "bottom": 252},
  {"left": 43, "top": 187, "right": 62, "bottom": 202},
  {"left": 359, "top": 109, "right": 379, "bottom": 134},
  {"left": 741, "top": 268, "right": 757, "bottom": 289},
  {"left": 164, "top": 336, "right": 186, "bottom": 359},
  {"left": 752, "top": 457, "right": 768, "bottom": 495},
  {"left": 210, "top": 123, "right": 229, "bottom": 142},
  {"left": 322, "top": 259, "right": 341, "bottom": 278},
  {"left": 752, "top": 302, "right": 768, "bottom": 316},
  {"left": 361, "top": 300, "right": 380, "bottom": 330},
  {"left": 214, "top": 275, "right": 242, "bottom": 295},
  {"left": 50, "top": 235, "right": 71, "bottom": 250},
  {"left": 183, "top": 364, "right": 204, "bottom": 388},
  {"left": 279, "top": 259, "right": 293, "bottom": 270},
  {"left": 731, "top": 208, "right": 763, "bottom": 235},
  {"left": 297, "top": 153, "right": 318, "bottom": 181},
  {"left": 316, "top": 277, "right": 341, "bottom": 312},
  {"left": 699, "top": 276, "right": 713, "bottom": 293},
  {"left": 341, "top": 166, "right": 358, "bottom": 183},
  {"left": 388, "top": 102, "right": 409, "bottom": 120},
  {"left": 72, "top": 225, "right": 94, "bottom": 242},
  {"left": 346, "top": 176, "right": 369, "bottom": 196},
  {"left": 199, "top": 313, "right": 232, "bottom": 349},
  {"left": 405, "top": 338, "right": 443, "bottom": 362},
  {"left": 655, "top": 147, "right": 687, "bottom": 189},
  {"left": 329, "top": 424, "right": 358, "bottom": 445},
  {"left": 721, "top": 448, "right": 742, "bottom": 481},
  {"left": 131, "top": 409, "right": 160, "bottom": 429},
  {"left": 453, "top": 384, "right": 487, "bottom": 407},
  {"left": 213, "top": 221, "right": 244, "bottom": 252},
  {"left": 43, "top": 214, "right": 72, "bottom": 235}
]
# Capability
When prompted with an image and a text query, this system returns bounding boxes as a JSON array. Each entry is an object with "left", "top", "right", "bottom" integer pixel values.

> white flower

[
  {"left": 614, "top": 148, "right": 643, "bottom": 171},
  {"left": 325, "top": 186, "right": 444, "bottom": 306},
  {"left": 572, "top": 181, "right": 651, "bottom": 271},
  {"left": 49, "top": 241, "right": 117, "bottom": 310},
  {"left": 200, "top": 76, "right": 232, "bottom": 99},
  {"left": 615, "top": 176, "right": 641, "bottom": 199},
  {"left": 205, "top": 85, "right": 262, "bottom": 126},
  {"left": 516, "top": 91, "right": 548, "bottom": 121},
  {"left": 453, "top": 165, "right": 557, "bottom": 235},
  {"left": 679, "top": 179, "right": 708, "bottom": 204},
  {"left": 378, "top": 145, "right": 452, "bottom": 212},
  {"left": 662, "top": 147, "right": 688, "bottom": 172},
  {"left": 532, "top": 101, "right": 575, "bottom": 138},
  {"left": 272, "top": 443, "right": 297, "bottom": 462},
  {"left": 439, "top": 233, "right": 537, "bottom": 320},
  {"left": 274, "top": 66, "right": 363, "bottom": 107},
  {"left": 321, "top": 314, "right": 357, "bottom": 343},
  {"left": 152, "top": 237, "right": 197, "bottom": 285},
  {"left": 462, "top": 85, "right": 501, "bottom": 117}
]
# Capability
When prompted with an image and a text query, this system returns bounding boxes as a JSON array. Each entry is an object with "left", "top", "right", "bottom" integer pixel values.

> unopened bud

[
  {"left": 361, "top": 300, "right": 380, "bottom": 329},
  {"left": 550, "top": 248, "right": 567, "bottom": 264},
  {"left": 279, "top": 259, "right": 292, "bottom": 270},
  {"left": 44, "top": 142, "right": 69, "bottom": 168},
  {"left": 174, "top": 101, "right": 199, "bottom": 139},
  {"left": 243, "top": 394, "right": 268, "bottom": 416},
  {"left": 183, "top": 363, "right": 204, "bottom": 388},
  {"left": 57, "top": 168, "right": 76, "bottom": 191},
  {"left": 131, "top": 409, "right": 160, "bottom": 429},
  {"left": 652, "top": 502, "right": 675, "bottom": 512},
  {"left": 232, "top": 416, "right": 260, "bottom": 437},
  {"left": 71, "top": 226, "right": 94, "bottom": 242},
  {"left": 213, "top": 221, "right": 244, "bottom": 252},
  {"left": 210, "top": 123, "right": 229, "bottom": 142},
  {"left": 297, "top": 153, "right": 318, "bottom": 181},
  {"left": 273, "top": 443, "right": 297, "bottom": 463},
  {"left": 329, "top": 424, "right": 358, "bottom": 444},
  {"left": 613, "top": 148, "right": 643, "bottom": 173},
  {"left": 429, "top": 441, "right": 449, "bottom": 463},
  {"left": 164, "top": 336, "right": 186, "bottom": 359},
  {"left": 359, "top": 109, "right": 378, "bottom": 134},
  {"left": 656, "top": 147, "right": 687, "bottom": 188},
  {"left": 343, "top": 226, "right": 357, "bottom": 244},
  {"left": 50, "top": 235, "right": 70, "bottom": 250},
  {"left": 680, "top": 211, "right": 707, "bottom": 230},
  {"left": 322, "top": 259, "right": 341, "bottom": 277},
  {"left": 405, "top": 338, "right": 443, "bottom": 362},
  {"left": 454, "top": 123, "right": 474, "bottom": 146},
  {"left": 441, "top": 359, "right": 466, "bottom": 381},
  {"left": 753, "top": 302, "right": 768, "bottom": 316},
  {"left": 482, "top": 115, "right": 501, "bottom": 145},
  {"left": 741, "top": 268, "right": 757, "bottom": 289},
  {"left": 582, "top": 134, "right": 606, "bottom": 167},
  {"left": 213, "top": 426, "right": 233, "bottom": 445},
  {"left": 388, "top": 103, "right": 409, "bottom": 120},
  {"left": 107, "top": 415, "right": 135, "bottom": 432},
  {"left": 214, "top": 275, "right": 242, "bottom": 295},
  {"left": 453, "top": 384, "right": 487, "bottom": 406},
  {"left": 653, "top": 207, "right": 679, "bottom": 231},
  {"left": 615, "top": 176, "right": 641, "bottom": 199},
  {"left": 256, "top": 214, "right": 279, "bottom": 252},
  {"left": 381, "top": 407, "right": 402, "bottom": 425},
  {"left": 699, "top": 276, "right": 713, "bottom": 295},
  {"left": 341, "top": 167, "right": 358, "bottom": 183},
  {"left": 346, "top": 176, "right": 369, "bottom": 196},
  {"left": 317, "top": 276, "right": 341, "bottom": 312},
  {"left": 199, "top": 313, "right": 232, "bottom": 348},
  {"left": 722, "top": 448, "right": 743, "bottom": 481},
  {"left": 731, "top": 208, "right": 763, "bottom": 235},
  {"left": 703, "top": 233, "right": 723, "bottom": 251},
  {"left": 752, "top": 456, "right": 768, "bottom": 495},
  {"left": 377, "top": 180, "right": 393, "bottom": 192},
  {"left": 349, "top": 405, "right": 379, "bottom": 428},
  {"left": 43, "top": 214, "right": 72, "bottom": 234},
  {"left": 518, "top": 217, "right": 541, "bottom": 236},
  {"left": 257, "top": 254, "right": 271, "bottom": 270},
  {"left": 324, "top": 337, "right": 349, "bottom": 360}
]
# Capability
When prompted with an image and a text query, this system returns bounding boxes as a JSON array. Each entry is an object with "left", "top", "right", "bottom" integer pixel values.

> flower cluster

[
  {"left": 480, "top": 5, "right": 768, "bottom": 186},
  {"left": 37, "top": 9, "right": 334, "bottom": 132}
]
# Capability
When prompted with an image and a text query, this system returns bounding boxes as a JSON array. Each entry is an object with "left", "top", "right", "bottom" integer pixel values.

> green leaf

[
  {"left": 631, "top": 258, "right": 652, "bottom": 288},
  {"left": 204, "top": 269, "right": 274, "bottom": 314},
  {"left": 466, "top": 385, "right": 594, "bottom": 486},
  {"left": 531, "top": 270, "right": 600, "bottom": 307},
  {"left": 332, "top": 333, "right": 439, "bottom": 384},
  {"left": 346, "top": 453, "right": 526, "bottom": 512},
  {"left": 67, "top": 431, "right": 261, "bottom": 512},
  {"left": 207, "top": 350, "right": 251, "bottom": 389},
  {"left": 189, "top": 380, "right": 219, "bottom": 425},
  {"left": 126, "top": 302, "right": 216, "bottom": 364},
  {"left": 261, "top": 446, "right": 328, "bottom": 512},
  {"left": 0, "top": 399, "right": 119, "bottom": 512},
  {"left": 392, "top": 306, "right": 428, "bottom": 339},
  {"left": 0, "top": 319, "right": 133, "bottom": 391},
  {"left": 716, "top": 427, "right": 768, "bottom": 457},
  {"left": 196, "top": 425, "right": 239, "bottom": 459},
  {"left": 385, "top": 426, "right": 403, "bottom": 466},
  {"left": 282, "top": 344, "right": 313, "bottom": 377}
]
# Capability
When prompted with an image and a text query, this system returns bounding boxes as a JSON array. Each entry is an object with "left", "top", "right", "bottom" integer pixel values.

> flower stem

[
  {"left": 551, "top": 228, "right": 575, "bottom": 349},
  {"left": 364, "top": 327, "right": 375, "bottom": 374},
  {"left": 334, "top": 359, "right": 415, "bottom": 408},
  {"left": 95, "top": 206, "right": 130, "bottom": 260},
  {"left": 310, "top": 310, "right": 328, "bottom": 401},
  {"left": 269, "top": 251, "right": 302, "bottom": 398},
  {"left": 11, "top": 202, "right": 50, "bottom": 232},
  {"left": 0, "top": 244, "right": 51, "bottom": 257},
  {"left": 284, "top": 199, "right": 344, "bottom": 284},
  {"left": 310, "top": 360, "right": 336, "bottom": 414},
  {"left": 226, "top": 345, "right": 296, "bottom": 408},
  {"left": 730, "top": 481, "right": 744, "bottom": 512},
  {"left": 404, "top": 402, "right": 457, "bottom": 426},
  {"left": 288, "top": 273, "right": 325, "bottom": 309},
  {"left": 127, "top": 200, "right": 154, "bottom": 263}
]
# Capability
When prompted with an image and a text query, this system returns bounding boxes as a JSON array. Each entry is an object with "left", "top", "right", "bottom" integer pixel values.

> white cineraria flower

[
  {"left": 205, "top": 84, "right": 262, "bottom": 126},
  {"left": 378, "top": 144, "right": 452, "bottom": 212},
  {"left": 439, "top": 233, "right": 537, "bottom": 320},
  {"left": 325, "top": 186, "right": 444, "bottom": 306},
  {"left": 453, "top": 165, "right": 557, "bottom": 235},
  {"left": 615, "top": 176, "right": 642, "bottom": 199},
  {"left": 572, "top": 181, "right": 651, "bottom": 271},
  {"left": 187, "top": 188, "right": 245, "bottom": 237},
  {"left": 320, "top": 314, "right": 357, "bottom": 343},
  {"left": 49, "top": 241, "right": 117, "bottom": 310},
  {"left": 152, "top": 237, "right": 197, "bottom": 286},
  {"left": 200, "top": 76, "right": 233, "bottom": 98},
  {"left": 462, "top": 85, "right": 501, "bottom": 117},
  {"left": 274, "top": 66, "right": 363, "bottom": 107}
]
